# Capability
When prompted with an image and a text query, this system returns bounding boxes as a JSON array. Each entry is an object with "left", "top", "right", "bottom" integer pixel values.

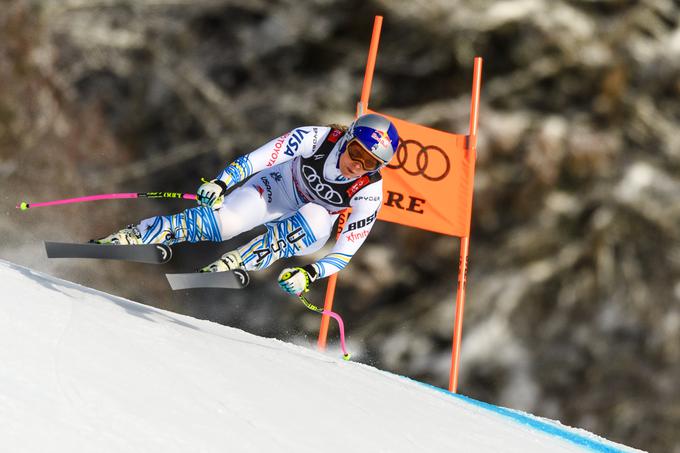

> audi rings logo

[
  {"left": 301, "top": 165, "right": 344, "bottom": 205},
  {"left": 387, "top": 139, "right": 451, "bottom": 181}
]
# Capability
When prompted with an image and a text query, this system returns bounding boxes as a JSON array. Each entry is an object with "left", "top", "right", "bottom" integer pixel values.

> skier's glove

[
  {"left": 197, "top": 178, "right": 228, "bottom": 208},
  {"left": 278, "top": 265, "right": 318, "bottom": 296}
]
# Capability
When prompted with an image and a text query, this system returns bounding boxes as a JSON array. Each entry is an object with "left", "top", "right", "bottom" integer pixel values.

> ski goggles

[{"left": 346, "top": 139, "right": 382, "bottom": 172}]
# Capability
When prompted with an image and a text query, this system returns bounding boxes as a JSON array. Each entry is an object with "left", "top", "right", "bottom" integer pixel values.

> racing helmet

[{"left": 345, "top": 113, "right": 400, "bottom": 168}]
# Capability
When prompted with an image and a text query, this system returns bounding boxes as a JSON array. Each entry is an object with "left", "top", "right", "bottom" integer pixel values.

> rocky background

[{"left": 2, "top": 1, "right": 679, "bottom": 451}]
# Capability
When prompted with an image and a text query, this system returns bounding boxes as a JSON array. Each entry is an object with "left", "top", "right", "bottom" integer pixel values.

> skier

[{"left": 92, "top": 113, "right": 400, "bottom": 296}]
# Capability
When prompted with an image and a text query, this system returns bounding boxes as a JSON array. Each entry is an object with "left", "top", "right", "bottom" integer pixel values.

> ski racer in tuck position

[{"left": 93, "top": 113, "right": 400, "bottom": 296}]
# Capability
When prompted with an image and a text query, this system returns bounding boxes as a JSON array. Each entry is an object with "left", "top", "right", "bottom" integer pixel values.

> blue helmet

[{"left": 345, "top": 113, "right": 400, "bottom": 167}]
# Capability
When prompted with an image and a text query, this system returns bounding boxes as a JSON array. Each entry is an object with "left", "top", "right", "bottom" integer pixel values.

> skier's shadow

[
  {"left": 164, "top": 229, "right": 262, "bottom": 272},
  {"left": 7, "top": 261, "right": 198, "bottom": 330}
]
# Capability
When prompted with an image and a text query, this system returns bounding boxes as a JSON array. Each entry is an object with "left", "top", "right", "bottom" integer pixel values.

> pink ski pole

[
  {"left": 278, "top": 269, "right": 350, "bottom": 360},
  {"left": 299, "top": 294, "right": 351, "bottom": 361},
  {"left": 17, "top": 191, "right": 197, "bottom": 210}
]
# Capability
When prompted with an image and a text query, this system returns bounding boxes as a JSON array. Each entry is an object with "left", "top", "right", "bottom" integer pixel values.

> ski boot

[
  {"left": 90, "top": 226, "right": 143, "bottom": 245},
  {"left": 199, "top": 250, "right": 244, "bottom": 273}
]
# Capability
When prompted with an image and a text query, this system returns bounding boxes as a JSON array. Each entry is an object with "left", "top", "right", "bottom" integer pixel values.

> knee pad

[{"left": 297, "top": 203, "right": 333, "bottom": 241}]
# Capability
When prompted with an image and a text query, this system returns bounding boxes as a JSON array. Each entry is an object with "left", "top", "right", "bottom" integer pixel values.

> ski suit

[{"left": 135, "top": 126, "right": 383, "bottom": 279}]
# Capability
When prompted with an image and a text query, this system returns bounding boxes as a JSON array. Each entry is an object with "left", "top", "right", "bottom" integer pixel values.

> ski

[
  {"left": 165, "top": 269, "right": 250, "bottom": 290},
  {"left": 44, "top": 241, "right": 172, "bottom": 264}
]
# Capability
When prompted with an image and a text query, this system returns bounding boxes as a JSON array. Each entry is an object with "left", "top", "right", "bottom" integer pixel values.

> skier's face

[{"left": 339, "top": 139, "right": 380, "bottom": 177}]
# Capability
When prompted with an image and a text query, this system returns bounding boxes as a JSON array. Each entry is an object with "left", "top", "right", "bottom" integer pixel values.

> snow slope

[{"left": 0, "top": 259, "right": 645, "bottom": 453}]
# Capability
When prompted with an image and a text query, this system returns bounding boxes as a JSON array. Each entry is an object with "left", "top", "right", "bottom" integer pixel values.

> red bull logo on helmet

[{"left": 370, "top": 130, "right": 392, "bottom": 157}]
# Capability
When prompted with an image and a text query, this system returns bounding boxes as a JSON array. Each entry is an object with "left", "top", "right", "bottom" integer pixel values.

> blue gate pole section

[{"left": 400, "top": 374, "right": 635, "bottom": 453}]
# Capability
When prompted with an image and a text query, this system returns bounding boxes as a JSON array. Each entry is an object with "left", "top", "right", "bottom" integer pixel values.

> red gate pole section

[
  {"left": 449, "top": 57, "right": 483, "bottom": 393},
  {"left": 317, "top": 211, "right": 347, "bottom": 349},
  {"left": 360, "top": 15, "right": 383, "bottom": 108},
  {"left": 317, "top": 16, "right": 384, "bottom": 350}
]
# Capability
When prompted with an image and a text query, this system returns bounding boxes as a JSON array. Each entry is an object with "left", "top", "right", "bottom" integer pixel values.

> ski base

[
  {"left": 165, "top": 269, "right": 250, "bottom": 290},
  {"left": 44, "top": 241, "right": 172, "bottom": 264}
]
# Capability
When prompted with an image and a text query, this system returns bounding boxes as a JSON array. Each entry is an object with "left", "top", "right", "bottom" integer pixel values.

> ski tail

[{"left": 165, "top": 269, "right": 250, "bottom": 290}]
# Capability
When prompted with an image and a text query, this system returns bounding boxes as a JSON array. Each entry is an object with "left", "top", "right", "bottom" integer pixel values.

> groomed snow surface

[{"left": 0, "top": 259, "right": 645, "bottom": 453}]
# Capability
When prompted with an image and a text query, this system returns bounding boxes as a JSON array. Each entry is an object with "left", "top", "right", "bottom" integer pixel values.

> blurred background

[{"left": 1, "top": 0, "right": 679, "bottom": 451}]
